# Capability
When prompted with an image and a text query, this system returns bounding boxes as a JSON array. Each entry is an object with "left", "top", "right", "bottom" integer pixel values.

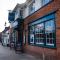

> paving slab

[{"left": 0, "top": 44, "right": 41, "bottom": 60}]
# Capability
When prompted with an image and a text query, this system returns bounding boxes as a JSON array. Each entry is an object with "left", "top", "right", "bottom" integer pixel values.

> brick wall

[
  {"left": 56, "top": 8, "right": 60, "bottom": 60},
  {"left": 23, "top": 0, "right": 60, "bottom": 60}
]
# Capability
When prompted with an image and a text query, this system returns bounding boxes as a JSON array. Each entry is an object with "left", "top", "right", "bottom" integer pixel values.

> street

[{"left": 0, "top": 44, "right": 40, "bottom": 60}]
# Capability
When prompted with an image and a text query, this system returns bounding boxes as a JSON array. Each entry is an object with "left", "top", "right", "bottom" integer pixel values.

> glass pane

[
  {"left": 30, "top": 25, "right": 34, "bottom": 44},
  {"left": 30, "top": 34, "right": 34, "bottom": 43},
  {"left": 42, "top": 0, "right": 50, "bottom": 5},
  {"left": 45, "top": 20, "right": 55, "bottom": 46},
  {"left": 45, "top": 20, "right": 55, "bottom": 33},
  {"left": 29, "top": 3, "right": 35, "bottom": 14},
  {"left": 35, "top": 23, "right": 44, "bottom": 44}
]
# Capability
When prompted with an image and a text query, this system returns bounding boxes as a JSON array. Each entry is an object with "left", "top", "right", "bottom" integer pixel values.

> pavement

[{"left": 0, "top": 44, "right": 40, "bottom": 60}]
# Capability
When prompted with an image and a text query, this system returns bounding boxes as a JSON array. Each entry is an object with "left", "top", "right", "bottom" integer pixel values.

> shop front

[
  {"left": 14, "top": 18, "right": 24, "bottom": 52},
  {"left": 24, "top": 10, "right": 58, "bottom": 60},
  {"left": 28, "top": 12, "right": 56, "bottom": 48}
]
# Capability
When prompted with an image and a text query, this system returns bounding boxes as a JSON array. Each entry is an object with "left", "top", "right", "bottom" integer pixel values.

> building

[
  {"left": 8, "top": 0, "right": 60, "bottom": 60},
  {"left": 8, "top": 4, "right": 24, "bottom": 50},
  {"left": 0, "top": 32, "right": 2, "bottom": 43},
  {"left": 2, "top": 27, "right": 10, "bottom": 46}
]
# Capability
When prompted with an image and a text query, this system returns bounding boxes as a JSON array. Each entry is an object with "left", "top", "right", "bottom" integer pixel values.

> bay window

[{"left": 28, "top": 0, "right": 52, "bottom": 15}]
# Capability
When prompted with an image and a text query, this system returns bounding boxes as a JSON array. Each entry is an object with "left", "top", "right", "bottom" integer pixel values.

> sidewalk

[{"left": 0, "top": 44, "right": 41, "bottom": 60}]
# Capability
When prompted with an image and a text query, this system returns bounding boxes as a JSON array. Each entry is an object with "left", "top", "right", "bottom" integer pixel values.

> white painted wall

[
  {"left": 23, "top": 6, "right": 29, "bottom": 18},
  {"left": 13, "top": 0, "right": 42, "bottom": 19},
  {"left": 15, "top": 8, "right": 20, "bottom": 20},
  {"left": 35, "top": 0, "right": 42, "bottom": 11},
  {"left": 23, "top": 0, "right": 42, "bottom": 18}
]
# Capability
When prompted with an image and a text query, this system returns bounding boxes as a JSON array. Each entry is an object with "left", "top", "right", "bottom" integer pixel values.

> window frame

[
  {"left": 34, "top": 23, "right": 45, "bottom": 45},
  {"left": 28, "top": 25, "right": 35, "bottom": 45},
  {"left": 45, "top": 20, "right": 56, "bottom": 47},
  {"left": 28, "top": 12, "right": 56, "bottom": 48}
]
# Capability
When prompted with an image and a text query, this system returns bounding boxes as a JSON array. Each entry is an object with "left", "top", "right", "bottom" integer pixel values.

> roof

[
  {"left": 12, "top": 0, "right": 32, "bottom": 12},
  {"left": 13, "top": 3, "right": 25, "bottom": 12}
]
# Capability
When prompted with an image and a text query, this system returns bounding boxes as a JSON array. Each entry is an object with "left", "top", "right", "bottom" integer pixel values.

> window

[
  {"left": 35, "top": 23, "right": 44, "bottom": 44},
  {"left": 28, "top": 13, "right": 56, "bottom": 48},
  {"left": 29, "top": 3, "right": 35, "bottom": 14},
  {"left": 20, "top": 10, "right": 23, "bottom": 18},
  {"left": 29, "top": 25, "right": 34, "bottom": 44},
  {"left": 42, "top": 0, "right": 51, "bottom": 6},
  {"left": 8, "top": 12, "right": 15, "bottom": 21},
  {"left": 45, "top": 20, "right": 55, "bottom": 46}
]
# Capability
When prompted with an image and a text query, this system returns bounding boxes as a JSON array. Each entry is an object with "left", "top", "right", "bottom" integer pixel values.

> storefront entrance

[{"left": 15, "top": 18, "right": 24, "bottom": 52}]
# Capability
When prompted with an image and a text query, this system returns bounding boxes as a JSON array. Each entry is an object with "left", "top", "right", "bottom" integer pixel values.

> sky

[{"left": 0, "top": 0, "right": 26, "bottom": 32}]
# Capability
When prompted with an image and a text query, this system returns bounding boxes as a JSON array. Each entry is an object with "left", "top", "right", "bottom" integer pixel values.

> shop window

[
  {"left": 29, "top": 25, "right": 35, "bottom": 44},
  {"left": 45, "top": 20, "right": 55, "bottom": 46},
  {"left": 35, "top": 23, "right": 44, "bottom": 44},
  {"left": 28, "top": 13, "right": 56, "bottom": 48}
]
